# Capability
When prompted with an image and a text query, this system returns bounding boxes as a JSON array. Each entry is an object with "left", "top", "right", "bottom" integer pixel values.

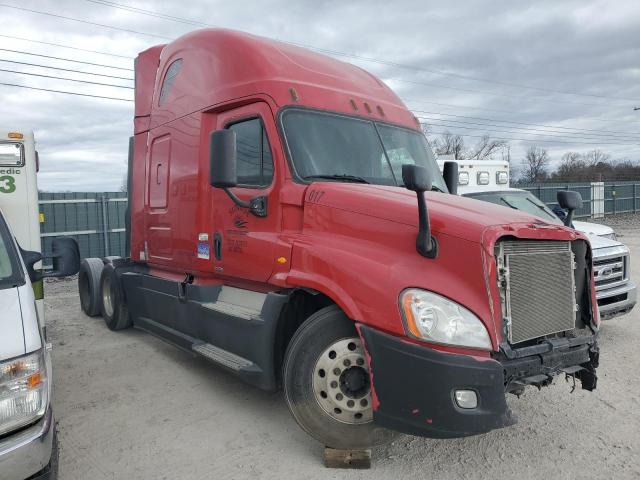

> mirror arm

[
  {"left": 564, "top": 209, "right": 574, "bottom": 228},
  {"left": 415, "top": 191, "right": 438, "bottom": 259},
  {"left": 223, "top": 188, "right": 268, "bottom": 218},
  {"left": 223, "top": 187, "right": 250, "bottom": 208}
]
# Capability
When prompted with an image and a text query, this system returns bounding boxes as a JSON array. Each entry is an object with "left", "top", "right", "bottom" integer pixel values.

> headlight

[
  {"left": 599, "top": 232, "right": 617, "bottom": 241},
  {"left": 0, "top": 350, "right": 48, "bottom": 436},
  {"left": 400, "top": 289, "right": 492, "bottom": 350}
]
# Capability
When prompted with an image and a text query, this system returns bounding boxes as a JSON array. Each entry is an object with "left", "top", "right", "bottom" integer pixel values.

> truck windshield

[
  {"left": 465, "top": 190, "right": 560, "bottom": 223},
  {"left": 0, "top": 214, "right": 23, "bottom": 290},
  {"left": 281, "top": 109, "right": 447, "bottom": 192}
]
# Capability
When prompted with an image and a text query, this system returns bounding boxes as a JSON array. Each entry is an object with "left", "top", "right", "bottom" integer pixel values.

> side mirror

[
  {"left": 402, "top": 165, "right": 437, "bottom": 259},
  {"left": 209, "top": 129, "right": 237, "bottom": 188},
  {"left": 557, "top": 190, "right": 583, "bottom": 227},
  {"left": 208, "top": 129, "right": 268, "bottom": 218},
  {"left": 402, "top": 164, "right": 432, "bottom": 192},
  {"left": 19, "top": 247, "right": 43, "bottom": 283},
  {"left": 442, "top": 161, "right": 458, "bottom": 195},
  {"left": 42, "top": 237, "right": 80, "bottom": 279}
]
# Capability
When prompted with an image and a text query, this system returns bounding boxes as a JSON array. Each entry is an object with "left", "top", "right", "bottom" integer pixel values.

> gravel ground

[{"left": 45, "top": 216, "right": 640, "bottom": 479}]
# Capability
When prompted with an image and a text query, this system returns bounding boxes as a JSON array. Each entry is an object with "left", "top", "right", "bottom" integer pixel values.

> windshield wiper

[
  {"left": 304, "top": 174, "right": 370, "bottom": 184},
  {"left": 430, "top": 185, "right": 445, "bottom": 193},
  {"left": 499, "top": 197, "right": 518, "bottom": 210}
]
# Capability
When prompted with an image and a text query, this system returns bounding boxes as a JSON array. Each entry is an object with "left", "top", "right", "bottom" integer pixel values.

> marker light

[
  {"left": 477, "top": 171, "right": 490, "bottom": 185},
  {"left": 458, "top": 171, "right": 469, "bottom": 185},
  {"left": 400, "top": 289, "right": 492, "bottom": 350},
  {"left": 7, "top": 132, "right": 23, "bottom": 139}
]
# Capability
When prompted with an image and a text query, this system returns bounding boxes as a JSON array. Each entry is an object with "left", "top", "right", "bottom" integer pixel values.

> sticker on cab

[{"left": 197, "top": 242, "right": 210, "bottom": 259}]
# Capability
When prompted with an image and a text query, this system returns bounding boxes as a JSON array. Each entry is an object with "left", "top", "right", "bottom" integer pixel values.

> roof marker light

[
  {"left": 377, "top": 105, "right": 385, "bottom": 116},
  {"left": 8, "top": 132, "right": 23, "bottom": 139},
  {"left": 289, "top": 87, "right": 299, "bottom": 102},
  {"left": 364, "top": 102, "right": 372, "bottom": 114},
  {"left": 349, "top": 99, "right": 358, "bottom": 111}
]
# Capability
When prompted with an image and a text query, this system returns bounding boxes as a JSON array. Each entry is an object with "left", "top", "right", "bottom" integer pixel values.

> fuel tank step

[{"left": 192, "top": 342, "right": 255, "bottom": 371}]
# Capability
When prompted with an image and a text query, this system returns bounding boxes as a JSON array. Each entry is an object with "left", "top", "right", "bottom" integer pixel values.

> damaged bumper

[
  {"left": 359, "top": 325, "right": 515, "bottom": 439},
  {"left": 359, "top": 325, "right": 599, "bottom": 439}
]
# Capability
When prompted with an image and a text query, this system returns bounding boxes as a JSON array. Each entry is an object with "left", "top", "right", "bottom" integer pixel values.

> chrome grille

[
  {"left": 497, "top": 240, "right": 577, "bottom": 344},
  {"left": 593, "top": 254, "right": 627, "bottom": 291}
]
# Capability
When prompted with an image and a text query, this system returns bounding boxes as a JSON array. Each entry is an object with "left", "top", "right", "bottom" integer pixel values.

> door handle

[{"left": 214, "top": 232, "right": 222, "bottom": 260}]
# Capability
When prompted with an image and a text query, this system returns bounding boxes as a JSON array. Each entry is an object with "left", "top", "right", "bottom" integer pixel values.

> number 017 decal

[{"left": 0, "top": 175, "right": 16, "bottom": 193}]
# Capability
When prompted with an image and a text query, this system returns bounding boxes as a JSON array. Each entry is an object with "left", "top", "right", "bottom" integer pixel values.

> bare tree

[
  {"left": 120, "top": 173, "right": 128, "bottom": 192},
  {"left": 468, "top": 135, "right": 508, "bottom": 160},
  {"left": 520, "top": 146, "right": 549, "bottom": 183},
  {"left": 433, "top": 131, "right": 467, "bottom": 159},
  {"left": 583, "top": 149, "right": 611, "bottom": 165}
]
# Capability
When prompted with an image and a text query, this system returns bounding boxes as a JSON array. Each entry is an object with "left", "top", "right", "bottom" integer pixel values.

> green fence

[
  {"left": 39, "top": 192, "right": 127, "bottom": 265},
  {"left": 521, "top": 181, "right": 640, "bottom": 218}
]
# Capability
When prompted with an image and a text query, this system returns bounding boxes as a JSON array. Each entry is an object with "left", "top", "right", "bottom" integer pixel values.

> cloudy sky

[{"left": 1, "top": 0, "right": 639, "bottom": 191}]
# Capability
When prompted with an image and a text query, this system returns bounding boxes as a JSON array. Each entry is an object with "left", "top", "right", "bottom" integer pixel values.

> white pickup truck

[
  {"left": 0, "top": 129, "right": 79, "bottom": 480},
  {"left": 438, "top": 157, "right": 636, "bottom": 320}
]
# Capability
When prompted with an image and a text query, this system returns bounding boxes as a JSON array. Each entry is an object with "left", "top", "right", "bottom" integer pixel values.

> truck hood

[
  {"left": 584, "top": 231, "right": 624, "bottom": 251},
  {"left": 305, "top": 183, "right": 564, "bottom": 243},
  {"left": 573, "top": 220, "right": 614, "bottom": 238},
  {"left": 0, "top": 286, "right": 26, "bottom": 360}
]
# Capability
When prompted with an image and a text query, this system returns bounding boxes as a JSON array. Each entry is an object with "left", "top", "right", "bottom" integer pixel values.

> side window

[
  {"left": 228, "top": 118, "right": 274, "bottom": 187},
  {"left": 159, "top": 59, "right": 182, "bottom": 106}
]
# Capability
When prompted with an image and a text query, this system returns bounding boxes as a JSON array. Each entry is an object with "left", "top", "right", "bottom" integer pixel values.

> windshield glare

[
  {"left": 467, "top": 191, "right": 560, "bottom": 223},
  {"left": 281, "top": 109, "right": 447, "bottom": 192}
]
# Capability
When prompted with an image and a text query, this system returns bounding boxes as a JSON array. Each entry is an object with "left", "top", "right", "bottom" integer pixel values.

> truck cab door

[{"left": 211, "top": 102, "right": 283, "bottom": 284}]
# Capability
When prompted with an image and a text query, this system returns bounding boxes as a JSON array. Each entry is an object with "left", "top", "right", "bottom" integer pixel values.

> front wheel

[{"left": 283, "top": 305, "right": 398, "bottom": 449}]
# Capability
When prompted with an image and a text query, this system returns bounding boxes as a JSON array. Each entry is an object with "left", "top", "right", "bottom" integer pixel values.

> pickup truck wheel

[
  {"left": 78, "top": 258, "right": 104, "bottom": 316},
  {"left": 100, "top": 263, "right": 131, "bottom": 331},
  {"left": 283, "top": 305, "right": 398, "bottom": 449}
]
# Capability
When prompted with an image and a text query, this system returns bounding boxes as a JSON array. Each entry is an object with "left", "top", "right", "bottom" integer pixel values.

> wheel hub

[{"left": 312, "top": 338, "right": 373, "bottom": 425}]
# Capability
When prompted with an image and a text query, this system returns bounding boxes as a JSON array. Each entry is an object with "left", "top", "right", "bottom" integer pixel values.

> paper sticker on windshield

[{"left": 197, "top": 242, "right": 210, "bottom": 259}]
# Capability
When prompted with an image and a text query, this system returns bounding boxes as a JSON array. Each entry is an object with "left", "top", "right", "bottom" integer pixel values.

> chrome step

[{"left": 192, "top": 343, "right": 254, "bottom": 371}]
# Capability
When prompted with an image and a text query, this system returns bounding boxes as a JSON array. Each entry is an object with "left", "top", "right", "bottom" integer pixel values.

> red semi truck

[{"left": 79, "top": 29, "right": 599, "bottom": 449}]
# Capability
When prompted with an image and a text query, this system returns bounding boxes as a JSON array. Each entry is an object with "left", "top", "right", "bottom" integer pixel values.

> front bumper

[
  {"left": 597, "top": 281, "right": 637, "bottom": 320},
  {"left": 359, "top": 325, "right": 598, "bottom": 439},
  {"left": 359, "top": 325, "right": 515, "bottom": 438},
  {"left": 0, "top": 408, "right": 54, "bottom": 480}
]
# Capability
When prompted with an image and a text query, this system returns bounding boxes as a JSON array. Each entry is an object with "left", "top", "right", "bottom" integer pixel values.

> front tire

[
  {"left": 99, "top": 263, "right": 131, "bottom": 331},
  {"left": 283, "top": 305, "right": 398, "bottom": 449}
]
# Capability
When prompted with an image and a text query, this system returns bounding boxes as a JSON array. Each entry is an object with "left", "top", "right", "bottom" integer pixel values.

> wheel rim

[
  {"left": 312, "top": 338, "right": 373, "bottom": 425},
  {"left": 102, "top": 276, "right": 114, "bottom": 317}
]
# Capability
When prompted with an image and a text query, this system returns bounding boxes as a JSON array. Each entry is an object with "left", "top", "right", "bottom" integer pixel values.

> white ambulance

[{"left": 0, "top": 129, "right": 79, "bottom": 480}]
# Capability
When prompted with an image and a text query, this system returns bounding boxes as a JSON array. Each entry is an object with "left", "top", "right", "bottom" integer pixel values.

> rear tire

[
  {"left": 78, "top": 258, "right": 104, "bottom": 316},
  {"left": 283, "top": 305, "right": 398, "bottom": 449},
  {"left": 99, "top": 263, "right": 131, "bottom": 331}
]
